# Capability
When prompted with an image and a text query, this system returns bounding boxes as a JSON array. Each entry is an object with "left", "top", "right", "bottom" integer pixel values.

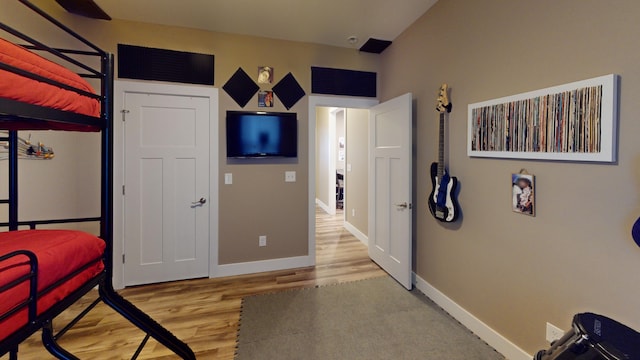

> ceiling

[{"left": 93, "top": 0, "right": 438, "bottom": 49}]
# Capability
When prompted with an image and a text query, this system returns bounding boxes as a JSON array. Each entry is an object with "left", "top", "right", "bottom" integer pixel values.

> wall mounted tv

[{"left": 226, "top": 111, "right": 298, "bottom": 158}]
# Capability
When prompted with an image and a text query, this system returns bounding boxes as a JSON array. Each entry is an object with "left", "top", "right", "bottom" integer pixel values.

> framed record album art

[
  {"left": 258, "top": 90, "right": 274, "bottom": 107},
  {"left": 258, "top": 66, "right": 274, "bottom": 84},
  {"left": 468, "top": 74, "right": 619, "bottom": 163}
]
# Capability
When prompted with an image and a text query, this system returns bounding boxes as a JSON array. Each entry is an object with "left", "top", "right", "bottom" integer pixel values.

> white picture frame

[{"left": 467, "top": 74, "right": 619, "bottom": 162}]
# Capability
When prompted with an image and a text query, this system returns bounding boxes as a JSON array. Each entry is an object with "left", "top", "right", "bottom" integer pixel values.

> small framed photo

[
  {"left": 258, "top": 66, "right": 274, "bottom": 84},
  {"left": 512, "top": 172, "right": 535, "bottom": 216},
  {"left": 258, "top": 90, "right": 274, "bottom": 107}
]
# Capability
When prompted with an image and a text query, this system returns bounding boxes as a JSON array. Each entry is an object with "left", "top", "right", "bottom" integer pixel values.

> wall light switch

[
  {"left": 259, "top": 235, "right": 267, "bottom": 247},
  {"left": 285, "top": 171, "right": 296, "bottom": 182},
  {"left": 347, "top": 164, "right": 352, "bottom": 172},
  {"left": 224, "top": 173, "right": 233, "bottom": 185}
]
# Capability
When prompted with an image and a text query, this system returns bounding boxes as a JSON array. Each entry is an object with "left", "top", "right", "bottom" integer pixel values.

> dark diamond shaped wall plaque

[
  {"left": 223, "top": 68, "right": 259, "bottom": 108},
  {"left": 272, "top": 72, "right": 305, "bottom": 110}
]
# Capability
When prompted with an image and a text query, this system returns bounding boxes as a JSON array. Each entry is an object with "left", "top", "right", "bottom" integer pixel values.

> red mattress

[
  {"left": 0, "top": 230, "right": 105, "bottom": 342},
  {"left": 0, "top": 37, "right": 100, "bottom": 118}
]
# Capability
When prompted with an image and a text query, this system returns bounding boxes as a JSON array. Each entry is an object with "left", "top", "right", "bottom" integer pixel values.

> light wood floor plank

[{"left": 2, "top": 208, "right": 386, "bottom": 359}]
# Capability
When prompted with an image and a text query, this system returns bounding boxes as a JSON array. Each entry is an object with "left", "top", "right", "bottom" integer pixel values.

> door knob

[
  {"left": 395, "top": 202, "right": 411, "bottom": 209},
  {"left": 192, "top": 197, "right": 207, "bottom": 205}
]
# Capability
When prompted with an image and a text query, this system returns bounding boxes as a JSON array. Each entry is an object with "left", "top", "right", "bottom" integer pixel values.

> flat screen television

[{"left": 226, "top": 111, "right": 298, "bottom": 158}]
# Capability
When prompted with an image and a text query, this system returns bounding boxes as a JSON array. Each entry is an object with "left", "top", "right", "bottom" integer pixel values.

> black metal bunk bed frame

[{"left": 0, "top": 1, "right": 195, "bottom": 359}]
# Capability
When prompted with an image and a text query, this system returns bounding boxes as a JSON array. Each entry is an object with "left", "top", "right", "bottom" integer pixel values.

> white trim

[
  {"left": 208, "top": 90, "right": 220, "bottom": 280},
  {"left": 344, "top": 221, "right": 368, "bottom": 246},
  {"left": 315, "top": 198, "right": 332, "bottom": 215},
  {"left": 326, "top": 109, "right": 338, "bottom": 215},
  {"left": 113, "top": 80, "right": 219, "bottom": 289},
  {"left": 216, "top": 255, "right": 314, "bottom": 278},
  {"left": 413, "top": 273, "right": 532, "bottom": 360},
  {"left": 308, "top": 96, "right": 379, "bottom": 269}
]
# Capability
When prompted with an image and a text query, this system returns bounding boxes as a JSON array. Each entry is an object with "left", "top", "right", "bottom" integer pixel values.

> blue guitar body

[
  {"left": 632, "top": 217, "right": 640, "bottom": 248},
  {"left": 428, "top": 162, "right": 459, "bottom": 222},
  {"left": 428, "top": 83, "right": 460, "bottom": 223}
]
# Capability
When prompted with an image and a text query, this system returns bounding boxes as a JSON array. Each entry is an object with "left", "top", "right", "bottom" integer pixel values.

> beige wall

[
  {"left": 315, "top": 107, "right": 331, "bottom": 207},
  {"left": 336, "top": 110, "right": 345, "bottom": 171},
  {"left": 3, "top": 0, "right": 380, "bottom": 264},
  {"left": 345, "top": 108, "right": 368, "bottom": 235},
  {"left": 380, "top": 0, "right": 640, "bottom": 354},
  {"left": 0, "top": 131, "right": 99, "bottom": 230}
]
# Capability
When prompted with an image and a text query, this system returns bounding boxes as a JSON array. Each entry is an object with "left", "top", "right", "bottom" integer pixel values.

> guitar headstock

[{"left": 436, "top": 83, "right": 453, "bottom": 113}]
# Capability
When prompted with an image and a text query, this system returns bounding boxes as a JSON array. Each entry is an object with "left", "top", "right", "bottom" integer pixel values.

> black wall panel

[
  {"left": 118, "top": 44, "right": 214, "bottom": 85},
  {"left": 311, "top": 66, "right": 376, "bottom": 98},
  {"left": 272, "top": 73, "right": 305, "bottom": 110},
  {"left": 223, "top": 68, "right": 259, "bottom": 108}
]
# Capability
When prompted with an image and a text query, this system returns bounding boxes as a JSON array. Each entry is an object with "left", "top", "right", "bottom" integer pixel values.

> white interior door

[
  {"left": 124, "top": 92, "right": 210, "bottom": 286},
  {"left": 368, "top": 93, "right": 413, "bottom": 289}
]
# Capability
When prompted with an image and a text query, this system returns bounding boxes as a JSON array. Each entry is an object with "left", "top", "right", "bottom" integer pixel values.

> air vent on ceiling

[{"left": 359, "top": 38, "right": 392, "bottom": 54}]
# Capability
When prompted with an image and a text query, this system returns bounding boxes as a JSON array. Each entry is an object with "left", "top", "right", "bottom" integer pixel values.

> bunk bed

[{"left": 0, "top": 1, "right": 196, "bottom": 359}]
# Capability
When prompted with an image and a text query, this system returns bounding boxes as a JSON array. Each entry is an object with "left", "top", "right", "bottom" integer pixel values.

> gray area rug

[{"left": 236, "top": 276, "right": 504, "bottom": 359}]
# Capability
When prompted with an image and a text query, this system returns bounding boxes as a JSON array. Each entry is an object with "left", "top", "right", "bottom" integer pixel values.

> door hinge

[
  {"left": 122, "top": 185, "right": 125, "bottom": 196},
  {"left": 120, "top": 109, "right": 129, "bottom": 121},
  {"left": 122, "top": 254, "right": 125, "bottom": 264}
]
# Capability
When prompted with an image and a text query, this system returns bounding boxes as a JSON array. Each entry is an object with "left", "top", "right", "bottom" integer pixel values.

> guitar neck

[{"left": 438, "top": 112, "right": 445, "bottom": 178}]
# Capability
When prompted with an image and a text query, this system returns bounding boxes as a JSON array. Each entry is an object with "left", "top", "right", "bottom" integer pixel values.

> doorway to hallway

[
  {"left": 314, "top": 206, "right": 380, "bottom": 279},
  {"left": 309, "top": 94, "right": 414, "bottom": 290},
  {"left": 314, "top": 106, "right": 370, "bottom": 248}
]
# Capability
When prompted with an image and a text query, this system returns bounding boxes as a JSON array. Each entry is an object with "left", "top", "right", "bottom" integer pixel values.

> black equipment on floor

[{"left": 534, "top": 313, "right": 640, "bottom": 360}]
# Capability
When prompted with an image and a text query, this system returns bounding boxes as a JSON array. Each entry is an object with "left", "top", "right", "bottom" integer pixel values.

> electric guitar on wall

[
  {"left": 632, "top": 217, "right": 640, "bottom": 248},
  {"left": 428, "top": 84, "right": 460, "bottom": 222}
]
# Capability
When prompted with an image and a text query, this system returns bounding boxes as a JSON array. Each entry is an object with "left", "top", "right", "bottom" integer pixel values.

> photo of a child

[{"left": 512, "top": 173, "right": 534, "bottom": 216}]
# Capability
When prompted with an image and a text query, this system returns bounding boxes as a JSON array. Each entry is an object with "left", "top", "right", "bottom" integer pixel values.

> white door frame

[
  {"left": 308, "top": 96, "right": 378, "bottom": 264},
  {"left": 113, "top": 80, "right": 219, "bottom": 290}
]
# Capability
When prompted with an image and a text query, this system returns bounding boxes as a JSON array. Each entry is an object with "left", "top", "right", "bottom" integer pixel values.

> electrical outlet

[
  {"left": 546, "top": 322, "right": 565, "bottom": 343},
  {"left": 224, "top": 173, "right": 233, "bottom": 185},
  {"left": 259, "top": 235, "right": 267, "bottom": 247},
  {"left": 352, "top": 209, "right": 356, "bottom": 217},
  {"left": 285, "top": 171, "right": 296, "bottom": 182}
]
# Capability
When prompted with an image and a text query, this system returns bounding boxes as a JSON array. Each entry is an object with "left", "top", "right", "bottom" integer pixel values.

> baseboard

[
  {"left": 413, "top": 273, "right": 532, "bottom": 360},
  {"left": 344, "top": 221, "right": 368, "bottom": 246},
  {"left": 214, "top": 255, "right": 314, "bottom": 278},
  {"left": 315, "top": 198, "right": 333, "bottom": 215}
]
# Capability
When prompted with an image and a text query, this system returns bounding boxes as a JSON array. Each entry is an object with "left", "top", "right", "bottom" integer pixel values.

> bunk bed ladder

[
  {"left": 1, "top": 131, "right": 19, "bottom": 231},
  {"left": 100, "top": 286, "right": 196, "bottom": 359},
  {"left": 0, "top": 133, "right": 9, "bottom": 225},
  {"left": 96, "top": 53, "right": 196, "bottom": 360}
]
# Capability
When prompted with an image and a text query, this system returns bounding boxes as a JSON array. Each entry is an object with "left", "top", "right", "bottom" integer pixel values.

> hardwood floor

[{"left": 3, "top": 207, "right": 386, "bottom": 359}]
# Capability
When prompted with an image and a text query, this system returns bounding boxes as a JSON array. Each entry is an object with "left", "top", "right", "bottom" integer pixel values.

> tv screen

[{"left": 226, "top": 111, "right": 298, "bottom": 158}]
